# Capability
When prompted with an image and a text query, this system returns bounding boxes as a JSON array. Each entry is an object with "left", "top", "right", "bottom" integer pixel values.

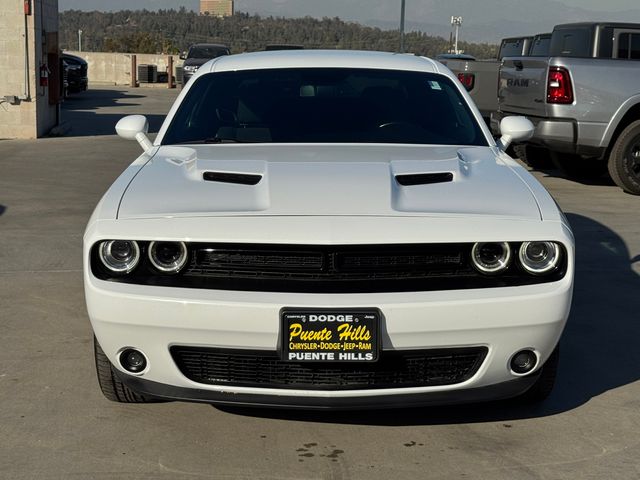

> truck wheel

[
  {"left": 550, "top": 152, "right": 607, "bottom": 179},
  {"left": 94, "top": 338, "right": 158, "bottom": 403},
  {"left": 516, "top": 346, "right": 559, "bottom": 404},
  {"left": 608, "top": 120, "right": 640, "bottom": 195},
  {"left": 513, "top": 144, "right": 552, "bottom": 169}
]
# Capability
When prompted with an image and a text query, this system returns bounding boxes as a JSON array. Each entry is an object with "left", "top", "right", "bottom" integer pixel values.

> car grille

[
  {"left": 91, "top": 242, "right": 567, "bottom": 293},
  {"left": 180, "top": 243, "right": 478, "bottom": 293},
  {"left": 170, "top": 346, "right": 488, "bottom": 390}
]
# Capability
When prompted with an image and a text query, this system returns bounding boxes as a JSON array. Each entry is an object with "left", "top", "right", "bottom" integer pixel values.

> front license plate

[{"left": 281, "top": 309, "right": 380, "bottom": 362}]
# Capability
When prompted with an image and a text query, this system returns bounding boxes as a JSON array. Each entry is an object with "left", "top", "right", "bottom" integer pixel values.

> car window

[
  {"left": 162, "top": 68, "right": 487, "bottom": 147},
  {"left": 188, "top": 46, "right": 229, "bottom": 59},
  {"left": 498, "top": 38, "right": 529, "bottom": 59},
  {"left": 549, "top": 27, "right": 593, "bottom": 57},
  {"left": 617, "top": 32, "right": 640, "bottom": 59},
  {"left": 529, "top": 36, "right": 551, "bottom": 56}
]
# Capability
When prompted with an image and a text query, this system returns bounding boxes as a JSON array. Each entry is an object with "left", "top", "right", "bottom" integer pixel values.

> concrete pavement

[{"left": 1, "top": 86, "right": 639, "bottom": 480}]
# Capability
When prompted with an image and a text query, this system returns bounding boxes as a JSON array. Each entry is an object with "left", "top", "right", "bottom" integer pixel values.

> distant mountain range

[{"left": 58, "top": 0, "right": 640, "bottom": 43}]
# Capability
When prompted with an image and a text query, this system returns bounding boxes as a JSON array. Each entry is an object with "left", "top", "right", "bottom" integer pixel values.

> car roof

[
  {"left": 190, "top": 43, "right": 229, "bottom": 48},
  {"left": 207, "top": 50, "right": 440, "bottom": 74},
  {"left": 554, "top": 22, "right": 640, "bottom": 30},
  {"left": 62, "top": 53, "right": 87, "bottom": 63},
  {"left": 436, "top": 53, "right": 476, "bottom": 61}
]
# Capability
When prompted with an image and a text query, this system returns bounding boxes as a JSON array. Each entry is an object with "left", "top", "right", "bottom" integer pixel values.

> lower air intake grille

[{"left": 170, "top": 346, "right": 488, "bottom": 390}]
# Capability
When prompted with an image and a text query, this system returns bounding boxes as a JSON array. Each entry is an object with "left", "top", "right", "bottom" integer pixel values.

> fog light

[
  {"left": 510, "top": 350, "right": 537, "bottom": 374},
  {"left": 120, "top": 349, "right": 147, "bottom": 373}
]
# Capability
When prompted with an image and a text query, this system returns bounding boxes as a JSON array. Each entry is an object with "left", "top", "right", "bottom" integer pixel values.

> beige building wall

[
  {"left": 64, "top": 51, "right": 182, "bottom": 86},
  {"left": 0, "top": 0, "right": 59, "bottom": 139},
  {"left": 200, "top": 0, "right": 234, "bottom": 17}
]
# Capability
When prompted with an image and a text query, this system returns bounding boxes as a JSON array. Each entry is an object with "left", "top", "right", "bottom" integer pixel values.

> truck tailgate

[
  {"left": 499, "top": 57, "right": 549, "bottom": 117},
  {"left": 440, "top": 59, "right": 500, "bottom": 118}
]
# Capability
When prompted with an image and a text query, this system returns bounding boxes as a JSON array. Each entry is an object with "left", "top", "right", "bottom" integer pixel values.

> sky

[
  {"left": 57, "top": 0, "right": 640, "bottom": 43},
  {"left": 58, "top": 0, "right": 640, "bottom": 13},
  {"left": 560, "top": 0, "right": 635, "bottom": 9}
]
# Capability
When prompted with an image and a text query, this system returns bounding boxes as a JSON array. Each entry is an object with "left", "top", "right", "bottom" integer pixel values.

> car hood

[
  {"left": 117, "top": 145, "right": 541, "bottom": 220},
  {"left": 183, "top": 58, "right": 212, "bottom": 68}
]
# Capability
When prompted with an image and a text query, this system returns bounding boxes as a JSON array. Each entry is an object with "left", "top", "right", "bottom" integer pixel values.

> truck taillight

[
  {"left": 547, "top": 67, "right": 573, "bottom": 104},
  {"left": 457, "top": 73, "right": 475, "bottom": 91}
]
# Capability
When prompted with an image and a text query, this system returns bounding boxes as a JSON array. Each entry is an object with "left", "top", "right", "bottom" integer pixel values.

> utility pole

[
  {"left": 400, "top": 0, "right": 406, "bottom": 53},
  {"left": 450, "top": 16, "right": 462, "bottom": 54},
  {"left": 78, "top": 29, "right": 83, "bottom": 52}
]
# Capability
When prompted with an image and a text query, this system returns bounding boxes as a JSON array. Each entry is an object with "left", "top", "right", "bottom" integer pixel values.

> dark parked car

[
  {"left": 265, "top": 44, "right": 304, "bottom": 51},
  {"left": 180, "top": 44, "right": 230, "bottom": 86},
  {"left": 62, "top": 53, "right": 88, "bottom": 97}
]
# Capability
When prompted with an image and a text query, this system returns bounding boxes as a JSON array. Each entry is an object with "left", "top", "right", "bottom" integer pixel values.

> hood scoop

[
  {"left": 203, "top": 171, "right": 263, "bottom": 186},
  {"left": 395, "top": 172, "right": 454, "bottom": 186}
]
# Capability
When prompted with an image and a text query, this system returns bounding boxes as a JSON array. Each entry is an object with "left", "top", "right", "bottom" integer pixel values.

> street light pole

[
  {"left": 450, "top": 16, "right": 463, "bottom": 54},
  {"left": 400, "top": 0, "right": 406, "bottom": 53},
  {"left": 78, "top": 29, "right": 83, "bottom": 52}
]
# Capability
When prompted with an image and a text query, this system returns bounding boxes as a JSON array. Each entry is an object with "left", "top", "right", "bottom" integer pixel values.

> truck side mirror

[
  {"left": 179, "top": 51, "right": 187, "bottom": 60},
  {"left": 498, "top": 116, "right": 534, "bottom": 150}
]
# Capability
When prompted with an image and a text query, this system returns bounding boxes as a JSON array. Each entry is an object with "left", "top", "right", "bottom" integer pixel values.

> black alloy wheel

[{"left": 608, "top": 119, "right": 640, "bottom": 195}]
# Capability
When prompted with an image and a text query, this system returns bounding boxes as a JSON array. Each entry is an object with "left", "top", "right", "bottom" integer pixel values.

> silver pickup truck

[
  {"left": 439, "top": 34, "right": 550, "bottom": 122},
  {"left": 493, "top": 22, "right": 640, "bottom": 194}
]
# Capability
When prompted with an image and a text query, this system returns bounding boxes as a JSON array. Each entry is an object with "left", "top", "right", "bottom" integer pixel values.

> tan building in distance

[{"left": 200, "top": 0, "right": 234, "bottom": 17}]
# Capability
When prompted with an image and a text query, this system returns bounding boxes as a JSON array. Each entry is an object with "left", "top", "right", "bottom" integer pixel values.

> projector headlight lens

[
  {"left": 519, "top": 241, "right": 561, "bottom": 275},
  {"left": 471, "top": 242, "right": 512, "bottom": 274},
  {"left": 148, "top": 241, "right": 188, "bottom": 273},
  {"left": 99, "top": 240, "right": 140, "bottom": 273}
]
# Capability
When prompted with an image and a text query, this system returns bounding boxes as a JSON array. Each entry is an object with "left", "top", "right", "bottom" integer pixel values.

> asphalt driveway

[{"left": 0, "top": 86, "right": 639, "bottom": 480}]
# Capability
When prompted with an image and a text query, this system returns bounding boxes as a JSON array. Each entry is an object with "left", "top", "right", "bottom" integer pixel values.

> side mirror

[
  {"left": 497, "top": 116, "right": 534, "bottom": 151},
  {"left": 179, "top": 51, "right": 187, "bottom": 60},
  {"left": 116, "top": 115, "right": 153, "bottom": 152}
]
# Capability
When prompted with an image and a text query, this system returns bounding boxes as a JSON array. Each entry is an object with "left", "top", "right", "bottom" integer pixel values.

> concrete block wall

[
  {"left": 0, "top": 0, "right": 59, "bottom": 139},
  {"left": 65, "top": 51, "right": 183, "bottom": 86}
]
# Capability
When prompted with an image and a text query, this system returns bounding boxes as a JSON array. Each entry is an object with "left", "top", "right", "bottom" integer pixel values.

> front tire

[
  {"left": 516, "top": 346, "right": 559, "bottom": 403},
  {"left": 608, "top": 120, "right": 640, "bottom": 195},
  {"left": 94, "top": 338, "right": 157, "bottom": 403}
]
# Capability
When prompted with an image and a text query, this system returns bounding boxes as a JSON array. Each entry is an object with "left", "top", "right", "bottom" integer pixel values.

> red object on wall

[
  {"left": 40, "top": 64, "right": 49, "bottom": 87},
  {"left": 24, "top": 0, "right": 32, "bottom": 15}
]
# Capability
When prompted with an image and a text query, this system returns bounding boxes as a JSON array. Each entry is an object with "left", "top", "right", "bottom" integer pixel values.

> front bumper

[
  {"left": 87, "top": 275, "right": 572, "bottom": 407},
  {"left": 491, "top": 111, "right": 606, "bottom": 158},
  {"left": 117, "top": 369, "right": 540, "bottom": 409},
  {"left": 182, "top": 70, "right": 197, "bottom": 86}
]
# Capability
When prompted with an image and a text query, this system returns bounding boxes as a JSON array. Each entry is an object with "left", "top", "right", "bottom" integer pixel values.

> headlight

[
  {"left": 183, "top": 65, "right": 199, "bottom": 72},
  {"left": 99, "top": 240, "right": 140, "bottom": 273},
  {"left": 518, "top": 242, "right": 561, "bottom": 275},
  {"left": 471, "top": 242, "right": 512, "bottom": 274},
  {"left": 148, "top": 241, "right": 188, "bottom": 273}
]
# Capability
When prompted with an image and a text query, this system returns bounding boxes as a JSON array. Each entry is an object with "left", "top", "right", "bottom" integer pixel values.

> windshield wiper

[
  {"left": 204, "top": 137, "right": 246, "bottom": 144},
  {"left": 173, "top": 137, "right": 247, "bottom": 145}
]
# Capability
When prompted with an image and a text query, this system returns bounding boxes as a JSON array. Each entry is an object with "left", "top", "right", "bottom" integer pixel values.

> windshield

[
  {"left": 549, "top": 27, "right": 593, "bottom": 57},
  {"left": 162, "top": 68, "right": 487, "bottom": 146},
  {"left": 529, "top": 36, "right": 551, "bottom": 56},
  {"left": 498, "top": 38, "right": 531, "bottom": 59},
  {"left": 188, "top": 46, "right": 229, "bottom": 59}
]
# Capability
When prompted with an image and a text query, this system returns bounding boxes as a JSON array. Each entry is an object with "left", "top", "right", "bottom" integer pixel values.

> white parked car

[{"left": 84, "top": 50, "right": 574, "bottom": 409}]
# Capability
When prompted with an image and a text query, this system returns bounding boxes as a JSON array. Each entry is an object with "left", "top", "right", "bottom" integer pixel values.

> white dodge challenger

[{"left": 84, "top": 50, "right": 574, "bottom": 409}]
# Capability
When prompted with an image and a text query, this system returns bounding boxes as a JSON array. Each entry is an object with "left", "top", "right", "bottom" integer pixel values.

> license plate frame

[{"left": 281, "top": 308, "right": 380, "bottom": 363}]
